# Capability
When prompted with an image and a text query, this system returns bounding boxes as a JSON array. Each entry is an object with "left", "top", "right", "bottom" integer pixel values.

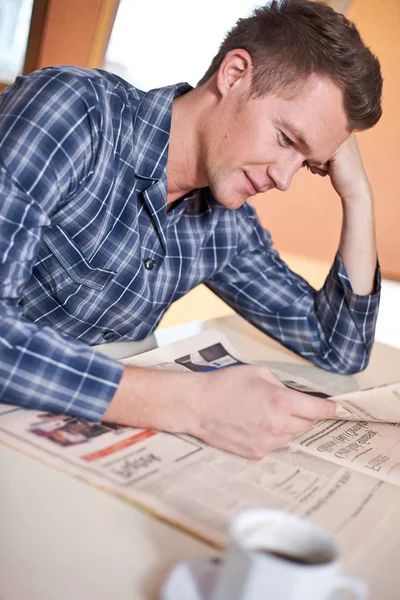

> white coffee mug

[{"left": 212, "top": 509, "right": 368, "bottom": 600}]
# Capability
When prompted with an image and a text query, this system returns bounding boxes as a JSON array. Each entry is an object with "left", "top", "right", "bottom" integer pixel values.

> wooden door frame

[
  {"left": 36, "top": 0, "right": 120, "bottom": 71},
  {"left": 22, "top": 0, "right": 50, "bottom": 75},
  {"left": 86, "top": 0, "right": 120, "bottom": 68}
]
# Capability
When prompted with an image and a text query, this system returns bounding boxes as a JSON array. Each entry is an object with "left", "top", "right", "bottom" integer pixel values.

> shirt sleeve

[
  {"left": 0, "top": 68, "right": 124, "bottom": 420},
  {"left": 206, "top": 202, "right": 380, "bottom": 374}
]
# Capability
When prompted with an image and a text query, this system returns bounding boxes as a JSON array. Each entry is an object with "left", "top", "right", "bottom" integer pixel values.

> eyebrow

[{"left": 280, "top": 119, "right": 313, "bottom": 156}]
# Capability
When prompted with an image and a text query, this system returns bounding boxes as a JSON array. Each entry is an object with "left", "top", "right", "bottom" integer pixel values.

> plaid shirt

[{"left": 0, "top": 67, "right": 380, "bottom": 420}]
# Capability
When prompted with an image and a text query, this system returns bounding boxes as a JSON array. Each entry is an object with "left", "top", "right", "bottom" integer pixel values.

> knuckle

[
  {"left": 263, "top": 405, "right": 288, "bottom": 436},
  {"left": 269, "top": 418, "right": 285, "bottom": 436},
  {"left": 257, "top": 364, "right": 271, "bottom": 374},
  {"left": 253, "top": 364, "right": 271, "bottom": 380},
  {"left": 256, "top": 363, "right": 278, "bottom": 381},
  {"left": 273, "top": 393, "right": 291, "bottom": 413}
]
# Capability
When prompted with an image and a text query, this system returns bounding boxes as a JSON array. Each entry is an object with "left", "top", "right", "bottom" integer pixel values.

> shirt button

[
  {"left": 103, "top": 330, "right": 116, "bottom": 341},
  {"left": 144, "top": 258, "right": 156, "bottom": 271}
]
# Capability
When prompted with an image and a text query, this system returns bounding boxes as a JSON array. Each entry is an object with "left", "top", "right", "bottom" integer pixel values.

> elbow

[{"left": 326, "top": 348, "right": 372, "bottom": 376}]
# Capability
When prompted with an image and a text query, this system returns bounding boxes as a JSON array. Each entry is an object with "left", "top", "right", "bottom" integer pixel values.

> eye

[{"left": 279, "top": 131, "right": 294, "bottom": 147}]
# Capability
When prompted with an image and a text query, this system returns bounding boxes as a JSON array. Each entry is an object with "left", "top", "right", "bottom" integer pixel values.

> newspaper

[
  {"left": 1, "top": 329, "right": 400, "bottom": 562},
  {"left": 334, "top": 384, "right": 400, "bottom": 422}
]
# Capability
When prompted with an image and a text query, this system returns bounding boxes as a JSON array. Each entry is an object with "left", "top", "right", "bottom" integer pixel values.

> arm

[
  {"left": 103, "top": 362, "right": 336, "bottom": 459},
  {"left": 205, "top": 138, "right": 380, "bottom": 374},
  {"left": 333, "top": 134, "right": 377, "bottom": 295},
  {"left": 310, "top": 133, "right": 378, "bottom": 295},
  {"left": 0, "top": 69, "right": 124, "bottom": 419}
]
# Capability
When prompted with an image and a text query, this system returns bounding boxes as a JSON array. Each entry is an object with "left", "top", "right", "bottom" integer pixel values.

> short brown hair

[{"left": 198, "top": 0, "right": 382, "bottom": 130}]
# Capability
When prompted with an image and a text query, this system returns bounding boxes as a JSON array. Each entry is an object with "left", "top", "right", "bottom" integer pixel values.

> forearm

[
  {"left": 327, "top": 133, "right": 378, "bottom": 296},
  {"left": 102, "top": 365, "right": 199, "bottom": 433},
  {"left": 207, "top": 238, "right": 379, "bottom": 373},
  {"left": 0, "top": 307, "right": 124, "bottom": 419},
  {"left": 103, "top": 363, "right": 336, "bottom": 459},
  {"left": 338, "top": 183, "right": 378, "bottom": 295}
]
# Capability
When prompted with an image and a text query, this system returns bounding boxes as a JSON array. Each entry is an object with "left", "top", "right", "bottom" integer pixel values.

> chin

[{"left": 210, "top": 185, "right": 248, "bottom": 211}]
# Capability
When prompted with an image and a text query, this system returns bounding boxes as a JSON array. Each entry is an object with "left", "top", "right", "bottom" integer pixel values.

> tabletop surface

[{"left": 1, "top": 314, "right": 400, "bottom": 600}]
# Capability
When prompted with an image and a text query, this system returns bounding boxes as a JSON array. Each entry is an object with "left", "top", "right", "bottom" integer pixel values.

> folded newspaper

[{"left": 1, "top": 329, "right": 400, "bottom": 561}]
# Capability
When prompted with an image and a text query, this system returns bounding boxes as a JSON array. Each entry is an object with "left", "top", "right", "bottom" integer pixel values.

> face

[{"left": 202, "top": 66, "right": 350, "bottom": 210}]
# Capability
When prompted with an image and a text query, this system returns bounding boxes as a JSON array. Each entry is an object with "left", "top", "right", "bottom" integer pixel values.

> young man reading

[{"left": 0, "top": 0, "right": 382, "bottom": 458}]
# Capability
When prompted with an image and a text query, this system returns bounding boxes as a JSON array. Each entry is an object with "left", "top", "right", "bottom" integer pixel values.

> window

[
  {"left": 105, "top": 0, "right": 261, "bottom": 90},
  {"left": 0, "top": 0, "right": 35, "bottom": 83}
]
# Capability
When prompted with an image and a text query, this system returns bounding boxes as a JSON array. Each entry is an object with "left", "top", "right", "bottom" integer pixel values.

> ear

[{"left": 216, "top": 49, "right": 253, "bottom": 98}]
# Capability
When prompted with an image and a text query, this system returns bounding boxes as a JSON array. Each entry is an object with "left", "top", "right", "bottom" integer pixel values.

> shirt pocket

[{"left": 41, "top": 225, "right": 115, "bottom": 291}]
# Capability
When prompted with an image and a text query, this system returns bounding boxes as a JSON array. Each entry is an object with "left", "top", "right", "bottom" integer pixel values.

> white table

[{"left": 1, "top": 314, "right": 400, "bottom": 600}]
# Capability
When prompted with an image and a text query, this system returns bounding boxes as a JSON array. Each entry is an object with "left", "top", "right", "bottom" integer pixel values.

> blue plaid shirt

[{"left": 0, "top": 66, "right": 380, "bottom": 420}]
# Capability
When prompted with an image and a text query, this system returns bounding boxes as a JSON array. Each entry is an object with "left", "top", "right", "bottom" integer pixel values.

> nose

[{"left": 267, "top": 157, "right": 303, "bottom": 192}]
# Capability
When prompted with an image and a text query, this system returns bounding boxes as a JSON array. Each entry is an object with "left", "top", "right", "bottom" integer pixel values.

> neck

[{"left": 166, "top": 86, "right": 209, "bottom": 206}]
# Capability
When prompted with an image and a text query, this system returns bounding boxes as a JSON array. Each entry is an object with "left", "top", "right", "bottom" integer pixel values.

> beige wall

[{"left": 252, "top": 0, "right": 400, "bottom": 280}]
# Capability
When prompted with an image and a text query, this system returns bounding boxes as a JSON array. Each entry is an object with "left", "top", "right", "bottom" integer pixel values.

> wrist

[
  {"left": 102, "top": 365, "right": 201, "bottom": 435},
  {"left": 340, "top": 178, "right": 372, "bottom": 207}
]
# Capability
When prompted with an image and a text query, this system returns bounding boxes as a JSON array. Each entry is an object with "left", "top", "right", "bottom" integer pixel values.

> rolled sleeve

[
  {"left": 207, "top": 202, "right": 380, "bottom": 374},
  {"left": 316, "top": 253, "right": 381, "bottom": 373}
]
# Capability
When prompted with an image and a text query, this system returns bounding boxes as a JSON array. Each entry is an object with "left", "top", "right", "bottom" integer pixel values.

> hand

[
  {"left": 188, "top": 364, "right": 336, "bottom": 459},
  {"left": 103, "top": 363, "right": 336, "bottom": 460},
  {"left": 305, "top": 132, "right": 377, "bottom": 295},
  {"left": 308, "top": 133, "right": 371, "bottom": 203}
]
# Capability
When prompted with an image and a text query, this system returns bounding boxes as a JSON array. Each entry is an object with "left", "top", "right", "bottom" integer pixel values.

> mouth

[{"left": 243, "top": 171, "right": 269, "bottom": 195}]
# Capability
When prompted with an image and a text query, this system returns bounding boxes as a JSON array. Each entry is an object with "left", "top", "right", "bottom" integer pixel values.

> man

[{"left": 0, "top": 0, "right": 382, "bottom": 458}]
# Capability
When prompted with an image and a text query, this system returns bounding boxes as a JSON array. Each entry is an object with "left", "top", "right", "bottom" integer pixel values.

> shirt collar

[{"left": 132, "top": 82, "right": 192, "bottom": 182}]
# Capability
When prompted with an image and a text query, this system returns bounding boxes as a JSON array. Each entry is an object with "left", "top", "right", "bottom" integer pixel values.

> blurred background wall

[
  {"left": 253, "top": 0, "right": 400, "bottom": 280},
  {"left": 1, "top": 0, "right": 397, "bottom": 280}
]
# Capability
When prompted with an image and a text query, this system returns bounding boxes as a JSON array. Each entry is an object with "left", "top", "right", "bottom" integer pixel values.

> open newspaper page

[
  {"left": 289, "top": 419, "right": 400, "bottom": 486},
  {"left": 262, "top": 371, "right": 400, "bottom": 486},
  {"left": 334, "top": 384, "right": 400, "bottom": 422},
  {"left": 0, "top": 330, "right": 400, "bottom": 561}
]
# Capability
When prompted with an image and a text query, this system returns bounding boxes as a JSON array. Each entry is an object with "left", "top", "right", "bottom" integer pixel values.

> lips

[
  {"left": 244, "top": 171, "right": 269, "bottom": 195},
  {"left": 244, "top": 172, "right": 257, "bottom": 195}
]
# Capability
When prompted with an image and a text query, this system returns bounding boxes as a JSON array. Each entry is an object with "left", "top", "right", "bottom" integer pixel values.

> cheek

[
  {"left": 213, "top": 107, "right": 252, "bottom": 163},
  {"left": 209, "top": 103, "right": 271, "bottom": 170},
  {"left": 209, "top": 133, "right": 239, "bottom": 170}
]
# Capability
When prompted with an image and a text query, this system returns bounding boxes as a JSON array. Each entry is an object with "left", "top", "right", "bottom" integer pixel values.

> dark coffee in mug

[
  {"left": 211, "top": 510, "right": 368, "bottom": 600},
  {"left": 254, "top": 548, "right": 331, "bottom": 566}
]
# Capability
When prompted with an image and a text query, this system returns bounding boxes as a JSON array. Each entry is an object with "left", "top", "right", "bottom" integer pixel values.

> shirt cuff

[
  {"left": 67, "top": 349, "right": 125, "bottom": 422},
  {"left": 331, "top": 252, "right": 381, "bottom": 313}
]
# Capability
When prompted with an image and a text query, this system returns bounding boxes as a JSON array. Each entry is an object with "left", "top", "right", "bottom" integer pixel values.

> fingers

[
  {"left": 286, "top": 391, "right": 337, "bottom": 421},
  {"left": 285, "top": 415, "right": 316, "bottom": 435},
  {"left": 196, "top": 365, "right": 337, "bottom": 461},
  {"left": 309, "top": 165, "right": 329, "bottom": 177}
]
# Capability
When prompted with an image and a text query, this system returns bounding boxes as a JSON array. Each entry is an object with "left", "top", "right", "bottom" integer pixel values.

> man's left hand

[{"left": 309, "top": 133, "right": 371, "bottom": 203}]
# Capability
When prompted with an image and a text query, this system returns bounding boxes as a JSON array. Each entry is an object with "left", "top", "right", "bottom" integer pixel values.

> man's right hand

[
  {"left": 188, "top": 365, "right": 336, "bottom": 458},
  {"left": 103, "top": 363, "right": 336, "bottom": 459}
]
